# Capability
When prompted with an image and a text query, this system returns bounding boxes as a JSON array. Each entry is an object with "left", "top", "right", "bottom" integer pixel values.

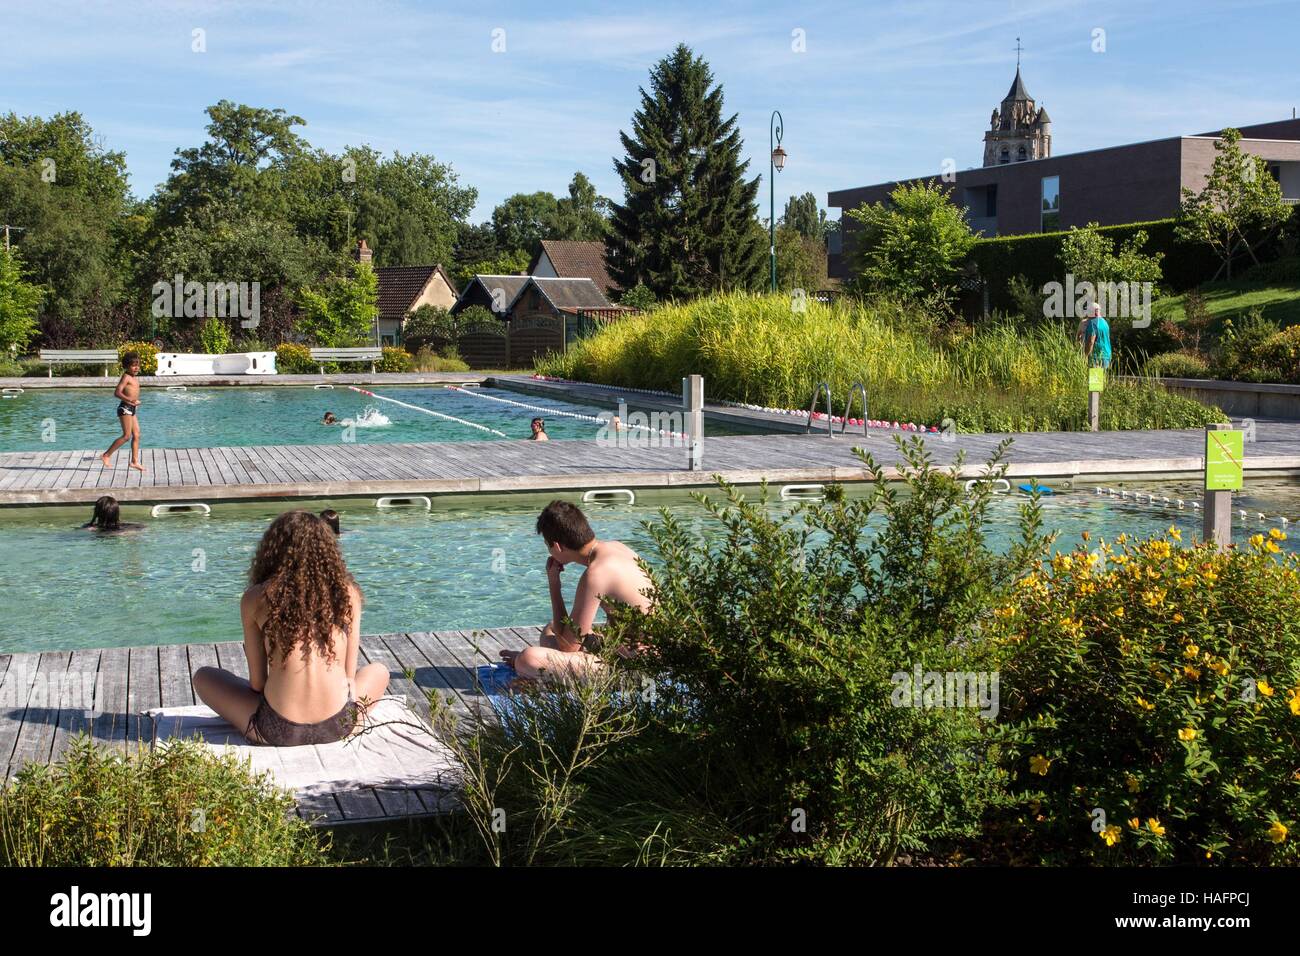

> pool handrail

[
  {"left": 805, "top": 382, "right": 834, "bottom": 437},
  {"left": 840, "top": 381, "right": 868, "bottom": 437}
]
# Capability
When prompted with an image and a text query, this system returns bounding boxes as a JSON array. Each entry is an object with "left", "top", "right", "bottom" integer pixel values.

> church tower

[{"left": 982, "top": 45, "right": 1052, "bottom": 166}]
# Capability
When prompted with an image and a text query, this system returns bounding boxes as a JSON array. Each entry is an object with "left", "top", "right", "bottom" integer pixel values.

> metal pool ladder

[
  {"left": 805, "top": 382, "right": 834, "bottom": 436},
  {"left": 841, "top": 381, "right": 868, "bottom": 437}
]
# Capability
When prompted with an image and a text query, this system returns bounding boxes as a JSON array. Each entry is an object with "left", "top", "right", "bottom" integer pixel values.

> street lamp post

[{"left": 769, "top": 110, "right": 786, "bottom": 293}]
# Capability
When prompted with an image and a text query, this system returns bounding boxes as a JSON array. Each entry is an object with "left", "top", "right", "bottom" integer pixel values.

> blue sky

[{"left": 2, "top": 0, "right": 1297, "bottom": 223}]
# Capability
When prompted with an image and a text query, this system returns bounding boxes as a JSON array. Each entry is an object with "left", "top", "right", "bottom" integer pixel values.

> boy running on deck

[{"left": 101, "top": 351, "right": 146, "bottom": 472}]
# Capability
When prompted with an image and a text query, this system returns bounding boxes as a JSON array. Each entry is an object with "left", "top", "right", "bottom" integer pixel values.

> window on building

[
  {"left": 999, "top": 147, "right": 1009, "bottom": 165},
  {"left": 986, "top": 184, "right": 998, "bottom": 217},
  {"left": 1041, "top": 176, "right": 1061, "bottom": 232},
  {"left": 1018, "top": 146, "right": 1027, "bottom": 162}
]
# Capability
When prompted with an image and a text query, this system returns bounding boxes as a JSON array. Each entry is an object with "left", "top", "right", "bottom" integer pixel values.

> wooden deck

[
  {"left": 0, "top": 626, "right": 540, "bottom": 826},
  {"left": 4, "top": 423, "right": 1300, "bottom": 507}
]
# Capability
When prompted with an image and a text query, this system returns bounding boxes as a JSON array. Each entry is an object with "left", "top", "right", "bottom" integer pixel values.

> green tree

[
  {"left": 0, "top": 246, "right": 44, "bottom": 354},
  {"left": 847, "top": 181, "right": 975, "bottom": 303},
  {"left": 453, "top": 222, "right": 499, "bottom": 274},
  {"left": 607, "top": 44, "right": 764, "bottom": 299},
  {"left": 1177, "top": 128, "right": 1292, "bottom": 279},
  {"left": 451, "top": 247, "right": 530, "bottom": 288},
  {"left": 775, "top": 224, "right": 828, "bottom": 293},
  {"left": 553, "top": 172, "right": 611, "bottom": 241},
  {"left": 1058, "top": 222, "right": 1163, "bottom": 293},
  {"left": 295, "top": 262, "right": 379, "bottom": 347},
  {"left": 782, "top": 191, "right": 831, "bottom": 240},
  {"left": 618, "top": 282, "right": 657, "bottom": 311},
  {"left": 491, "top": 191, "right": 558, "bottom": 257}
]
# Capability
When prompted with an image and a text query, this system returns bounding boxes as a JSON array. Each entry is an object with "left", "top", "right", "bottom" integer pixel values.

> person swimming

[
  {"left": 319, "top": 509, "right": 341, "bottom": 535},
  {"left": 192, "top": 510, "right": 389, "bottom": 746},
  {"left": 529, "top": 417, "right": 549, "bottom": 441},
  {"left": 322, "top": 411, "right": 339, "bottom": 425},
  {"left": 81, "top": 495, "right": 144, "bottom": 533}
]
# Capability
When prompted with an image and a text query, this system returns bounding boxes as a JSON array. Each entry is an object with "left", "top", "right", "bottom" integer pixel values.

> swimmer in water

[
  {"left": 529, "top": 417, "right": 549, "bottom": 441},
  {"left": 322, "top": 411, "right": 339, "bottom": 425}
]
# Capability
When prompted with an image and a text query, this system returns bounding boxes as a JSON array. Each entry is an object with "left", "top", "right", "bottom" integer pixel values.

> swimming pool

[
  {"left": 1, "top": 480, "right": 1297, "bottom": 653},
  {"left": 0, "top": 385, "right": 753, "bottom": 452}
]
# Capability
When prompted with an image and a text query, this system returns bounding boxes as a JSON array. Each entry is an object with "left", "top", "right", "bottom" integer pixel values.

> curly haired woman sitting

[{"left": 193, "top": 510, "right": 389, "bottom": 746}]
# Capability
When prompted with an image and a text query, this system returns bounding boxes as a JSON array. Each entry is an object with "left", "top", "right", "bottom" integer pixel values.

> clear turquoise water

[
  {"left": 0, "top": 385, "right": 750, "bottom": 451},
  {"left": 1, "top": 481, "right": 1297, "bottom": 653}
]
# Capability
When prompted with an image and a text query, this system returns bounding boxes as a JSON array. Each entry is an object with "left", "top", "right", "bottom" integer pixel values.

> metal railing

[
  {"left": 805, "top": 382, "right": 834, "bottom": 436},
  {"left": 841, "top": 381, "right": 868, "bottom": 437}
]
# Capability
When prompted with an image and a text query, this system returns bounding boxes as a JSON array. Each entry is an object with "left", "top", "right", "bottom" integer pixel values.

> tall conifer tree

[{"left": 606, "top": 45, "right": 764, "bottom": 299}]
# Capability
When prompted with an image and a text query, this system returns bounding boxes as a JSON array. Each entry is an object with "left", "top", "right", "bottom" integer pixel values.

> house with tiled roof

[
  {"left": 529, "top": 239, "right": 621, "bottom": 298},
  {"left": 352, "top": 240, "right": 458, "bottom": 344}
]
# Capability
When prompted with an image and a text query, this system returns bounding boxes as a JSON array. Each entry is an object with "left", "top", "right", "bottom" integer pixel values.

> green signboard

[
  {"left": 1205, "top": 429, "right": 1244, "bottom": 491},
  {"left": 1088, "top": 367, "right": 1105, "bottom": 393}
]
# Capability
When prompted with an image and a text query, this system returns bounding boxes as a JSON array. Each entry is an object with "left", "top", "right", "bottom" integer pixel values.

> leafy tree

[
  {"left": 1058, "top": 222, "right": 1164, "bottom": 297},
  {"left": 295, "top": 262, "right": 379, "bottom": 347},
  {"left": 552, "top": 172, "right": 611, "bottom": 241},
  {"left": 401, "top": 303, "right": 459, "bottom": 350},
  {"left": 607, "top": 44, "right": 764, "bottom": 299},
  {"left": 847, "top": 181, "right": 975, "bottom": 303},
  {"left": 491, "top": 191, "right": 558, "bottom": 257},
  {"left": 451, "top": 247, "right": 530, "bottom": 288},
  {"left": 1177, "top": 128, "right": 1292, "bottom": 279},
  {"left": 453, "top": 221, "right": 500, "bottom": 274},
  {"left": 775, "top": 224, "right": 828, "bottom": 293},
  {"left": 0, "top": 246, "right": 44, "bottom": 354},
  {"left": 618, "top": 282, "right": 657, "bottom": 311},
  {"left": 782, "top": 191, "right": 831, "bottom": 240},
  {"left": 457, "top": 304, "right": 496, "bottom": 328}
]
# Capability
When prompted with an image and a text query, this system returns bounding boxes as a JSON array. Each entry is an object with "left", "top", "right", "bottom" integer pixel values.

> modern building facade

[{"left": 826, "top": 67, "right": 1300, "bottom": 280}]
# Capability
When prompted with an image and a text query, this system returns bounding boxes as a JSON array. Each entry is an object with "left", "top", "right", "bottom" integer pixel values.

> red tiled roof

[
  {"left": 375, "top": 265, "right": 456, "bottom": 324},
  {"left": 533, "top": 240, "right": 620, "bottom": 297}
]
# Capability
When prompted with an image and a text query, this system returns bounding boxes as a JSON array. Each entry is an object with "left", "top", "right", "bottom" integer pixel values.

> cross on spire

[{"left": 1015, "top": 36, "right": 1023, "bottom": 69}]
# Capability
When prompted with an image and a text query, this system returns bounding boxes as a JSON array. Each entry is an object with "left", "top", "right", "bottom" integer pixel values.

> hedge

[{"left": 968, "top": 219, "right": 1222, "bottom": 313}]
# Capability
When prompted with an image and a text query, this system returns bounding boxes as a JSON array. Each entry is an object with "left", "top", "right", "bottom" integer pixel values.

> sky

[{"left": 2, "top": 0, "right": 1297, "bottom": 225}]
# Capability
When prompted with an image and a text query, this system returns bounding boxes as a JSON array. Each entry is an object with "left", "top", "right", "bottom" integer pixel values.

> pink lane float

[{"left": 529, "top": 374, "right": 942, "bottom": 433}]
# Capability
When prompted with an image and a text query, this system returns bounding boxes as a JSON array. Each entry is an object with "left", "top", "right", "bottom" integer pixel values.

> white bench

[
  {"left": 38, "top": 349, "right": 121, "bottom": 377},
  {"left": 308, "top": 347, "right": 382, "bottom": 374}
]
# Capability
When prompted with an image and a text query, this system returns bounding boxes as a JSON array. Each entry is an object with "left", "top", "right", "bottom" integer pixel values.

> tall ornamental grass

[{"left": 538, "top": 293, "right": 1223, "bottom": 431}]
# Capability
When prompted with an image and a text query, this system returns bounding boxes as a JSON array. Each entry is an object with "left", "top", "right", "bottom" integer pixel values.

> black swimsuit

[
  {"left": 116, "top": 401, "right": 137, "bottom": 417},
  {"left": 246, "top": 695, "right": 360, "bottom": 747}
]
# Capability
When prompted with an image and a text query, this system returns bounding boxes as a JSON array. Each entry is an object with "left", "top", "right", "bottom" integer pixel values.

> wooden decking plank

[
  {"left": 333, "top": 787, "right": 387, "bottom": 821},
  {"left": 126, "top": 645, "right": 161, "bottom": 745},
  {"left": 390, "top": 632, "right": 478, "bottom": 718},
  {"left": 91, "top": 645, "right": 130, "bottom": 751},
  {"left": 0, "top": 652, "right": 42, "bottom": 776},
  {"left": 9, "top": 651, "right": 72, "bottom": 774},
  {"left": 158, "top": 643, "right": 194, "bottom": 707},
  {"left": 215, "top": 641, "right": 249, "bottom": 680},
  {"left": 49, "top": 648, "right": 102, "bottom": 764},
  {"left": 296, "top": 791, "right": 344, "bottom": 825},
  {"left": 361, "top": 635, "right": 432, "bottom": 721}
]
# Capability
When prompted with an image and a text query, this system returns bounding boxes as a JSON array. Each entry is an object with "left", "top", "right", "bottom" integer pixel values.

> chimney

[{"left": 353, "top": 239, "right": 373, "bottom": 264}]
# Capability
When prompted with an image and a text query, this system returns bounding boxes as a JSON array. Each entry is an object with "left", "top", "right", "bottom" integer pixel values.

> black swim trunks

[
  {"left": 116, "top": 401, "right": 137, "bottom": 417},
  {"left": 245, "top": 695, "right": 360, "bottom": 747}
]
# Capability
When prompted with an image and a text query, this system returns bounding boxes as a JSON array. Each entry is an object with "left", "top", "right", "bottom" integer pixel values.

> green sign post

[
  {"left": 1088, "top": 367, "right": 1106, "bottom": 392},
  {"left": 1087, "top": 367, "right": 1104, "bottom": 431},
  {"left": 1205, "top": 429, "right": 1244, "bottom": 491}
]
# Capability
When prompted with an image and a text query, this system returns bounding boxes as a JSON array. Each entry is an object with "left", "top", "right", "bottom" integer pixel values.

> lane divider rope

[
  {"left": 450, "top": 386, "right": 690, "bottom": 439},
  {"left": 346, "top": 385, "right": 508, "bottom": 437}
]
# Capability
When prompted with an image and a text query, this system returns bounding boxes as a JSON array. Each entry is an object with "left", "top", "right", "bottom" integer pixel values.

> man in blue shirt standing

[{"left": 1082, "top": 301, "right": 1112, "bottom": 368}]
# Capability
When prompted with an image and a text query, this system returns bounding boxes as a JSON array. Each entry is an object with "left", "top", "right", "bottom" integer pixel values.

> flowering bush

[
  {"left": 275, "top": 342, "right": 315, "bottom": 374},
  {"left": 994, "top": 529, "right": 1300, "bottom": 864},
  {"left": 117, "top": 341, "right": 158, "bottom": 375},
  {"left": 377, "top": 345, "right": 413, "bottom": 372},
  {"left": 1256, "top": 325, "right": 1300, "bottom": 384}
]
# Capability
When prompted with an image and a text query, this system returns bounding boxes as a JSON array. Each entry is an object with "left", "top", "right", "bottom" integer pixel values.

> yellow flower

[
  {"left": 1209, "top": 660, "right": 1231, "bottom": 677},
  {"left": 1290, "top": 696, "right": 1300, "bottom": 717},
  {"left": 1269, "top": 527, "right": 1287, "bottom": 541},
  {"left": 1257, "top": 680, "right": 1275, "bottom": 697},
  {"left": 1135, "top": 697, "right": 1155, "bottom": 711},
  {"left": 1147, "top": 818, "right": 1166, "bottom": 837},
  {"left": 1128, "top": 817, "right": 1141, "bottom": 829},
  {"left": 1168, "top": 527, "right": 1182, "bottom": 542},
  {"left": 1113, "top": 607, "right": 1125, "bottom": 619},
  {"left": 1184, "top": 665, "right": 1201, "bottom": 680},
  {"left": 1266, "top": 541, "right": 1282, "bottom": 554},
  {"left": 1029, "top": 754, "right": 1052, "bottom": 776},
  {"left": 1269, "top": 821, "right": 1288, "bottom": 844},
  {"left": 1172, "top": 612, "right": 1184, "bottom": 624},
  {"left": 1179, "top": 727, "right": 1198, "bottom": 741},
  {"left": 1185, "top": 644, "right": 1200, "bottom": 658},
  {"left": 1250, "top": 533, "right": 1265, "bottom": 550},
  {"left": 1126, "top": 775, "right": 1140, "bottom": 793},
  {"left": 1101, "top": 824, "right": 1123, "bottom": 846}
]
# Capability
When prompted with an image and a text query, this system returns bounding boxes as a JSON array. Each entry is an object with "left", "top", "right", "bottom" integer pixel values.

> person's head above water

[
  {"left": 319, "top": 509, "right": 341, "bottom": 535},
  {"left": 536, "top": 499, "right": 595, "bottom": 559},
  {"left": 531, "top": 417, "right": 546, "bottom": 434},
  {"left": 322, "top": 411, "right": 337, "bottom": 424},
  {"left": 249, "top": 510, "right": 358, "bottom": 662},
  {"left": 90, "top": 495, "right": 121, "bottom": 530}
]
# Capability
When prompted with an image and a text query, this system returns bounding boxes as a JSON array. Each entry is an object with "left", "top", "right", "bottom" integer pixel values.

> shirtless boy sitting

[{"left": 501, "top": 500, "right": 654, "bottom": 680}]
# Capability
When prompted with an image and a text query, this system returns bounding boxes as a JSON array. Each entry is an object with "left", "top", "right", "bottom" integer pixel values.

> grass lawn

[{"left": 1153, "top": 275, "right": 1300, "bottom": 335}]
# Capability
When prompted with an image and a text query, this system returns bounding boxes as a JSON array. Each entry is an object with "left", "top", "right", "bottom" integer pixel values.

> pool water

[
  {"left": 0, "top": 385, "right": 750, "bottom": 451},
  {"left": 1, "top": 481, "right": 1298, "bottom": 653}
]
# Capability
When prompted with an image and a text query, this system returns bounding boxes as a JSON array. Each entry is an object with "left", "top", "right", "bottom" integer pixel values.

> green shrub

[
  {"left": 0, "top": 737, "right": 329, "bottom": 866},
  {"left": 198, "top": 317, "right": 233, "bottom": 355},
  {"left": 1238, "top": 255, "right": 1300, "bottom": 285},
  {"left": 402, "top": 304, "right": 459, "bottom": 352},
  {"left": 1255, "top": 325, "right": 1300, "bottom": 384},
  {"left": 537, "top": 292, "right": 1225, "bottom": 432},
  {"left": 0, "top": 355, "right": 22, "bottom": 377},
  {"left": 1214, "top": 309, "right": 1283, "bottom": 381},
  {"left": 993, "top": 530, "right": 1300, "bottom": 864},
  {"left": 448, "top": 439, "right": 1046, "bottom": 865},
  {"left": 275, "top": 342, "right": 316, "bottom": 374},
  {"left": 1144, "top": 351, "right": 1211, "bottom": 379},
  {"left": 117, "top": 341, "right": 159, "bottom": 375},
  {"left": 412, "top": 346, "right": 470, "bottom": 372},
  {"left": 377, "top": 345, "right": 413, "bottom": 372}
]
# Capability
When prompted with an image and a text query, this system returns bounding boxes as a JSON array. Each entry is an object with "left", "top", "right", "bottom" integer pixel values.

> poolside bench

[
  {"left": 308, "top": 347, "right": 382, "bottom": 374},
  {"left": 38, "top": 349, "right": 121, "bottom": 377}
]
